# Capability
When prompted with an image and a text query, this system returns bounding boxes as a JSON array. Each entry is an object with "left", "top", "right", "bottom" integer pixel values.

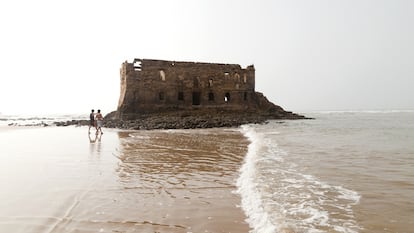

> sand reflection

[
  {"left": 88, "top": 133, "right": 102, "bottom": 156},
  {"left": 112, "top": 128, "right": 251, "bottom": 232},
  {"left": 116, "top": 129, "right": 248, "bottom": 189}
]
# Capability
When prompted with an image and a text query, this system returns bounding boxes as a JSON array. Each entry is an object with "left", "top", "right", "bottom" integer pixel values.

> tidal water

[
  {"left": 238, "top": 111, "right": 414, "bottom": 233},
  {"left": 0, "top": 111, "right": 413, "bottom": 233}
]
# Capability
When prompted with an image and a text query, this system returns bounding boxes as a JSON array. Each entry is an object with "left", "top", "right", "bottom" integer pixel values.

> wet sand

[{"left": 0, "top": 126, "right": 250, "bottom": 233}]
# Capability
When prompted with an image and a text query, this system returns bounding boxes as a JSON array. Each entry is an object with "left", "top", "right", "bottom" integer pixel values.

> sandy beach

[{"left": 0, "top": 126, "right": 250, "bottom": 233}]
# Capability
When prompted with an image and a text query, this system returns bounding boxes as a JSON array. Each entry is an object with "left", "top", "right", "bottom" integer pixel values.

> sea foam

[
  {"left": 237, "top": 124, "right": 362, "bottom": 233},
  {"left": 236, "top": 125, "right": 278, "bottom": 233}
]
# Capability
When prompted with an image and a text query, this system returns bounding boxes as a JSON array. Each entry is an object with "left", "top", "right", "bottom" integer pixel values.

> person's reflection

[{"left": 89, "top": 133, "right": 102, "bottom": 155}]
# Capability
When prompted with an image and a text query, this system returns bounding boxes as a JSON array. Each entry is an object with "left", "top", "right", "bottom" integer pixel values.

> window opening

[
  {"left": 159, "top": 92, "right": 165, "bottom": 100},
  {"left": 178, "top": 92, "right": 184, "bottom": 101},
  {"left": 208, "top": 79, "right": 213, "bottom": 87},
  {"left": 224, "top": 92, "right": 231, "bottom": 102},
  {"left": 244, "top": 92, "right": 248, "bottom": 101},
  {"left": 192, "top": 92, "right": 201, "bottom": 105},
  {"left": 235, "top": 73, "right": 240, "bottom": 82},
  {"left": 208, "top": 92, "right": 215, "bottom": 101},
  {"left": 159, "top": 70, "right": 166, "bottom": 81},
  {"left": 134, "top": 60, "right": 142, "bottom": 71}
]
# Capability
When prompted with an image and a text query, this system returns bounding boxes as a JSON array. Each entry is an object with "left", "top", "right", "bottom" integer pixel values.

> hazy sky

[{"left": 0, "top": 0, "right": 413, "bottom": 115}]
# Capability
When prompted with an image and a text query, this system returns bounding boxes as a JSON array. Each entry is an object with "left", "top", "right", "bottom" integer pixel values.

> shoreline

[{"left": 52, "top": 109, "right": 310, "bottom": 130}]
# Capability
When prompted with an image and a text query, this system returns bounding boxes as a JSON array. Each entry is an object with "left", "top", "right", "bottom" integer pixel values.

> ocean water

[
  {"left": 237, "top": 111, "right": 414, "bottom": 233},
  {"left": 0, "top": 113, "right": 86, "bottom": 126}
]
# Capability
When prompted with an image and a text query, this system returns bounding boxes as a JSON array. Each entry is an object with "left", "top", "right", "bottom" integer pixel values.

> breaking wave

[{"left": 236, "top": 124, "right": 361, "bottom": 233}]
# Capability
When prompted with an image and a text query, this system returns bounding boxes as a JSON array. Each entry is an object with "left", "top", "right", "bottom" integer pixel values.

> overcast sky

[{"left": 0, "top": 0, "right": 413, "bottom": 115}]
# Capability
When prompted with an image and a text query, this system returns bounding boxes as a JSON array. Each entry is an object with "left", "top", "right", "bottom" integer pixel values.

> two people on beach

[{"left": 88, "top": 109, "right": 104, "bottom": 134}]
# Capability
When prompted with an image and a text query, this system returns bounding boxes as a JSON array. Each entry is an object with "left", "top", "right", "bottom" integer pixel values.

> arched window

[
  {"left": 159, "top": 70, "right": 166, "bottom": 81},
  {"left": 224, "top": 92, "right": 231, "bottom": 102},
  {"left": 235, "top": 73, "right": 240, "bottom": 82}
]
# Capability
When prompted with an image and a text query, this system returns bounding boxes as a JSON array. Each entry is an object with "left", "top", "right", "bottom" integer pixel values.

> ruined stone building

[{"left": 116, "top": 58, "right": 296, "bottom": 120}]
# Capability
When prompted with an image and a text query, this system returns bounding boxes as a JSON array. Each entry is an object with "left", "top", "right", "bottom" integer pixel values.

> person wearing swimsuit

[
  {"left": 88, "top": 109, "right": 96, "bottom": 134},
  {"left": 95, "top": 109, "right": 104, "bottom": 134}
]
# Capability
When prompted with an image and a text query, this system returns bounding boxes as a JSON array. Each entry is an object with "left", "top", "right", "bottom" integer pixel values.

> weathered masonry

[{"left": 117, "top": 58, "right": 263, "bottom": 119}]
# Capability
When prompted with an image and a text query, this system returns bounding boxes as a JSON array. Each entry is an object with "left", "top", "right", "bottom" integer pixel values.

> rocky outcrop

[
  {"left": 53, "top": 93, "right": 307, "bottom": 130},
  {"left": 99, "top": 92, "right": 307, "bottom": 130},
  {"left": 102, "top": 109, "right": 303, "bottom": 130}
]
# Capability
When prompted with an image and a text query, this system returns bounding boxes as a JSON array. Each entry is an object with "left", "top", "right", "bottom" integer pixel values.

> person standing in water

[
  {"left": 95, "top": 109, "right": 104, "bottom": 134},
  {"left": 88, "top": 109, "right": 96, "bottom": 134}
]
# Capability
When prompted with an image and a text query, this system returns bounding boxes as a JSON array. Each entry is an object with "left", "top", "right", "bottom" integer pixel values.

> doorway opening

[{"left": 192, "top": 92, "right": 200, "bottom": 105}]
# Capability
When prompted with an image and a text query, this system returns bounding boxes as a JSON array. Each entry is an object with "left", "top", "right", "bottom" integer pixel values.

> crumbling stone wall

[{"left": 117, "top": 58, "right": 258, "bottom": 119}]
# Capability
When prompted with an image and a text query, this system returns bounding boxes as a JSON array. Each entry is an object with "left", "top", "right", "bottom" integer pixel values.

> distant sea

[
  {"left": 0, "top": 114, "right": 86, "bottom": 126},
  {"left": 1, "top": 111, "right": 413, "bottom": 232}
]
